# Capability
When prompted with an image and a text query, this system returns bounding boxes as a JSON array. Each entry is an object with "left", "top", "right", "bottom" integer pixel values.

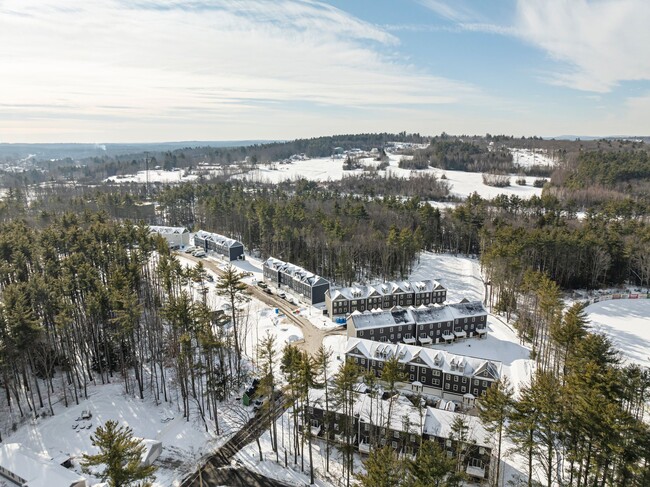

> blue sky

[{"left": 1, "top": 0, "right": 649, "bottom": 142}]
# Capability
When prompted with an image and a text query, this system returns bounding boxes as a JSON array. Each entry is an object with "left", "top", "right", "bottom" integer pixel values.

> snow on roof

[
  {"left": 309, "top": 388, "right": 490, "bottom": 447},
  {"left": 447, "top": 301, "right": 487, "bottom": 319},
  {"left": 329, "top": 279, "right": 443, "bottom": 301},
  {"left": 347, "top": 301, "right": 481, "bottom": 331},
  {"left": 0, "top": 443, "right": 87, "bottom": 487},
  {"left": 345, "top": 337, "right": 502, "bottom": 380},
  {"left": 149, "top": 225, "right": 188, "bottom": 235},
  {"left": 423, "top": 407, "right": 489, "bottom": 447},
  {"left": 264, "top": 257, "right": 329, "bottom": 287},
  {"left": 194, "top": 230, "right": 243, "bottom": 248}
]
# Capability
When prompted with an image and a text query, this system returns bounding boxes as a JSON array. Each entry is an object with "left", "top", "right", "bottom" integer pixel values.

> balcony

[
  {"left": 476, "top": 326, "right": 488, "bottom": 336},
  {"left": 466, "top": 464, "right": 486, "bottom": 478},
  {"left": 358, "top": 442, "right": 371, "bottom": 454},
  {"left": 442, "top": 332, "right": 455, "bottom": 342},
  {"left": 402, "top": 335, "right": 417, "bottom": 345},
  {"left": 310, "top": 424, "right": 322, "bottom": 437},
  {"left": 418, "top": 335, "right": 433, "bottom": 345},
  {"left": 453, "top": 329, "right": 467, "bottom": 338}
]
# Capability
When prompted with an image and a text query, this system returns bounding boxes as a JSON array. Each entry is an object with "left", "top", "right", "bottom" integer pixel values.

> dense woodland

[{"left": 0, "top": 214, "right": 252, "bottom": 440}]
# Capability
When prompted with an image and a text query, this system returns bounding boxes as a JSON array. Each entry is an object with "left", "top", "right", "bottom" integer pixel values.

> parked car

[
  {"left": 184, "top": 246, "right": 198, "bottom": 253},
  {"left": 277, "top": 291, "right": 286, "bottom": 299},
  {"left": 263, "top": 287, "right": 273, "bottom": 295},
  {"left": 257, "top": 281, "right": 268, "bottom": 289},
  {"left": 192, "top": 250, "right": 206, "bottom": 257}
]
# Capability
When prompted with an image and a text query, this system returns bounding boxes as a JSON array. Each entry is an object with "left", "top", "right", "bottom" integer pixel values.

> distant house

[
  {"left": 346, "top": 301, "right": 488, "bottom": 345},
  {"left": 193, "top": 230, "right": 245, "bottom": 261},
  {"left": 149, "top": 225, "right": 190, "bottom": 248},
  {"left": 309, "top": 388, "right": 492, "bottom": 480},
  {"left": 262, "top": 257, "right": 330, "bottom": 305},
  {"left": 0, "top": 443, "right": 87, "bottom": 487},
  {"left": 345, "top": 337, "right": 501, "bottom": 400},
  {"left": 325, "top": 279, "right": 446, "bottom": 317}
]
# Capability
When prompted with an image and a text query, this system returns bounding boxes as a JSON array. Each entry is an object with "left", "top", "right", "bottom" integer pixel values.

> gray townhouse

[
  {"left": 262, "top": 257, "right": 330, "bottom": 305},
  {"left": 325, "top": 279, "right": 446, "bottom": 317}
]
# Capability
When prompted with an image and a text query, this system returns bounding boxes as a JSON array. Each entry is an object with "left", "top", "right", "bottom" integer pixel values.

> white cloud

[
  {"left": 417, "top": 0, "right": 478, "bottom": 22},
  {"left": 0, "top": 0, "right": 477, "bottom": 141},
  {"left": 514, "top": 0, "right": 650, "bottom": 92}
]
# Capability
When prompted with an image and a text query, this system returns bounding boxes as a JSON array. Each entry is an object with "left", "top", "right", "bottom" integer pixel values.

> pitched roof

[
  {"left": 195, "top": 230, "right": 243, "bottom": 248},
  {"left": 0, "top": 443, "right": 87, "bottom": 487},
  {"left": 149, "top": 225, "right": 188, "bottom": 235},
  {"left": 308, "top": 388, "right": 490, "bottom": 447},
  {"left": 345, "top": 337, "right": 502, "bottom": 380},
  {"left": 264, "top": 257, "right": 329, "bottom": 287},
  {"left": 328, "top": 279, "right": 444, "bottom": 301}
]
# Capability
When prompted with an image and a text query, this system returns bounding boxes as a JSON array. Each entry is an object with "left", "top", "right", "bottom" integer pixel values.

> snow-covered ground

[
  {"left": 104, "top": 169, "right": 198, "bottom": 184},
  {"left": 509, "top": 148, "right": 557, "bottom": 168},
  {"left": 236, "top": 154, "right": 544, "bottom": 200},
  {"left": 2, "top": 380, "right": 245, "bottom": 487},
  {"left": 410, "top": 251, "right": 485, "bottom": 303},
  {"left": 585, "top": 299, "right": 650, "bottom": 368}
]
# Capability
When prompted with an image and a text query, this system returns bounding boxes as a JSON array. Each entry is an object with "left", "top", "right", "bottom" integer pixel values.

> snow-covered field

[
  {"left": 236, "top": 154, "right": 544, "bottom": 200},
  {"left": 104, "top": 169, "right": 198, "bottom": 184},
  {"left": 586, "top": 299, "right": 650, "bottom": 367},
  {"left": 509, "top": 148, "right": 557, "bottom": 168},
  {"left": 410, "top": 251, "right": 485, "bottom": 303}
]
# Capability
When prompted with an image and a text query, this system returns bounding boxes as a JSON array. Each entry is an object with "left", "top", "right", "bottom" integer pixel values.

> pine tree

[
  {"left": 355, "top": 446, "right": 404, "bottom": 487},
  {"left": 477, "top": 377, "right": 513, "bottom": 487},
  {"left": 215, "top": 265, "right": 247, "bottom": 374},
  {"left": 405, "top": 440, "right": 461, "bottom": 487},
  {"left": 81, "top": 420, "right": 156, "bottom": 487}
]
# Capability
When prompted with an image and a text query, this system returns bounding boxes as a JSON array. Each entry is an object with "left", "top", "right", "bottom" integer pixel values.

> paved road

[{"left": 179, "top": 253, "right": 344, "bottom": 355}]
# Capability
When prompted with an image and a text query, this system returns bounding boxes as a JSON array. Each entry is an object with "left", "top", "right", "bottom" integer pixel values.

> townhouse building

[
  {"left": 308, "top": 388, "right": 492, "bottom": 481},
  {"left": 347, "top": 301, "right": 488, "bottom": 345},
  {"left": 193, "top": 230, "right": 245, "bottom": 261},
  {"left": 325, "top": 279, "right": 446, "bottom": 317},
  {"left": 262, "top": 257, "right": 330, "bottom": 305},
  {"left": 345, "top": 337, "right": 501, "bottom": 400}
]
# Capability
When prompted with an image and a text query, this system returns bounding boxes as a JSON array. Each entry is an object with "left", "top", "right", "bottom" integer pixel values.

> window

[
  {"left": 390, "top": 327, "right": 394, "bottom": 332},
  {"left": 361, "top": 358, "right": 365, "bottom": 365},
  {"left": 453, "top": 385, "right": 458, "bottom": 391},
  {"left": 410, "top": 365, "right": 415, "bottom": 371},
  {"left": 410, "top": 434, "right": 416, "bottom": 442},
  {"left": 390, "top": 334, "right": 394, "bottom": 340},
  {"left": 454, "top": 375, "right": 458, "bottom": 382},
  {"left": 394, "top": 431, "right": 400, "bottom": 439},
  {"left": 391, "top": 441, "right": 398, "bottom": 449},
  {"left": 364, "top": 423, "right": 369, "bottom": 431},
  {"left": 474, "top": 388, "right": 479, "bottom": 395},
  {"left": 483, "top": 380, "right": 488, "bottom": 387},
  {"left": 462, "top": 377, "right": 467, "bottom": 383},
  {"left": 410, "top": 374, "right": 414, "bottom": 381}
]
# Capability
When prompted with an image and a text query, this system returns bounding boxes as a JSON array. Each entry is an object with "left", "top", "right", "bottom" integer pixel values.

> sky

[{"left": 1, "top": 0, "right": 650, "bottom": 142}]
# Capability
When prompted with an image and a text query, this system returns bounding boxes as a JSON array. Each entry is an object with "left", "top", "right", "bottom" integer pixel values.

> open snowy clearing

[
  {"left": 410, "top": 252, "right": 485, "bottom": 303},
  {"left": 509, "top": 148, "right": 557, "bottom": 168},
  {"left": 236, "top": 154, "right": 544, "bottom": 200},
  {"left": 585, "top": 299, "right": 650, "bottom": 368},
  {"left": 104, "top": 169, "right": 198, "bottom": 184}
]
